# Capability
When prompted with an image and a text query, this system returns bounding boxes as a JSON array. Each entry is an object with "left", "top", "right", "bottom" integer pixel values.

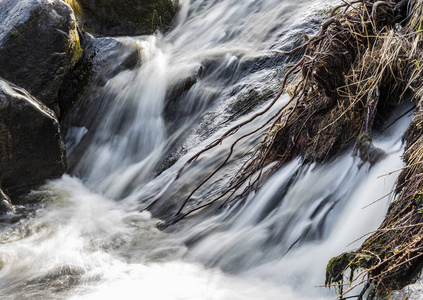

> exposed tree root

[
  {"left": 313, "top": 0, "right": 423, "bottom": 299},
  {"left": 148, "top": 0, "right": 423, "bottom": 297}
]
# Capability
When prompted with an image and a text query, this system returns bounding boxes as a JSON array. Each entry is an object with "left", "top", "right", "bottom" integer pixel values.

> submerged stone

[
  {"left": 357, "top": 132, "right": 386, "bottom": 165},
  {"left": 0, "top": 0, "right": 82, "bottom": 114},
  {"left": 0, "top": 79, "right": 67, "bottom": 200}
]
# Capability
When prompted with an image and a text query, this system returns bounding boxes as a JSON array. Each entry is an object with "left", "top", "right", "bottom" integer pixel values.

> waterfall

[{"left": 0, "top": 0, "right": 415, "bottom": 299}]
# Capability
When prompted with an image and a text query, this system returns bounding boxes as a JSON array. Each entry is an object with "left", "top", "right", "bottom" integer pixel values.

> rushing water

[{"left": 0, "top": 0, "right": 415, "bottom": 299}]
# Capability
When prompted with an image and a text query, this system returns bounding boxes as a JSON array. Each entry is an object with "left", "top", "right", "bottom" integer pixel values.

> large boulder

[
  {"left": 73, "top": 0, "right": 179, "bottom": 36},
  {"left": 0, "top": 79, "right": 67, "bottom": 199},
  {"left": 0, "top": 0, "right": 82, "bottom": 114}
]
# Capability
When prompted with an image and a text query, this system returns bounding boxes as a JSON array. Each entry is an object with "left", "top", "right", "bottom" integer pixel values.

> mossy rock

[
  {"left": 71, "top": 0, "right": 179, "bottom": 36},
  {"left": 326, "top": 251, "right": 374, "bottom": 287},
  {"left": 325, "top": 252, "right": 356, "bottom": 285}
]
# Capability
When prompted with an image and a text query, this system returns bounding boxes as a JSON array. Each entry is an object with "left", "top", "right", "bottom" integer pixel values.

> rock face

[
  {"left": 0, "top": 79, "right": 67, "bottom": 199},
  {"left": 76, "top": 0, "right": 179, "bottom": 36},
  {"left": 59, "top": 33, "right": 141, "bottom": 119},
  {"left": 0, "top": 0, "right": 82, "bottom": 113},
  {"left": 60, "top": 33, "right": 141, "bottom": 170}
]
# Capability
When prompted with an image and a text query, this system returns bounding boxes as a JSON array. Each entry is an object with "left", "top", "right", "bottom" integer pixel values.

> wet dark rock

[
  {"left": 59, "top": 33, "right": 141, "bottom": 119},
  {"left": 0, "top": 187, "right": 14, "bottom": 214},
  {"left": 74, "top": 0, "right": 179, "bottom": 36},
  {"left": 60, "top": 35, "right": 141, "bottom": 171},
  {"left": 163, "top": 69, "right": 200, "bottom": 127},
  {"left": 0, "top": 0, "right": 81, "bottom": 114},
  {"left": 228, "top": 87, "right": 276, "bottom": 117},
  {"left": 357, "top": 132, "right": 386, "bottom": 165},
  {"left": 0, "top": 79, "right": 67, "bottom": 200},
  {"left": 163, "top": 55, "right": 250, "bottom": 129}
]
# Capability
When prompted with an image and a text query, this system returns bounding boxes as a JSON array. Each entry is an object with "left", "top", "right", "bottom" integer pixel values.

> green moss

[
  {"left": 325, "top": 252, "right": 355, "bottom": 285},
  {"left": 63, "top": 0, "right": 83, "bottom": 16},
  {"left": 69, "top": 27, "right": 82, "bottom": 66},
  {"left": 414, "top": 192, "right": 423, "bottom": 203},
  {"left": 11, "top": 31, "right": 19, "bottom": 37},
  {"left": 326, "top": 251, "right": 374, "bottom": 289},
  {"left": 388, "top": 198, "right": 400, "bottom": 212}
]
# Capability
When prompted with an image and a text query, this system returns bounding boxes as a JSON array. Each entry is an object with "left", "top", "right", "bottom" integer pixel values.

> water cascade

[{"left": 0, "top": 0, "right": 415, "bottom": 299}]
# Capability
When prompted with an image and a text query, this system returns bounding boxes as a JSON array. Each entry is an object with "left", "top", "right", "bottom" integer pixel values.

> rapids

[{"left": 0, "top": 0, "right": 415, "bottom": 299}]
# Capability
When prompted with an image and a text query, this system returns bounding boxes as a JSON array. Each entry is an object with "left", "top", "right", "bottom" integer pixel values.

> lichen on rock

[
  {"left": 69, "top": 26, "right": 83, "bottom": 67},
  {"left": 63, "top": 0, "right": 83, "bottom": 17}
]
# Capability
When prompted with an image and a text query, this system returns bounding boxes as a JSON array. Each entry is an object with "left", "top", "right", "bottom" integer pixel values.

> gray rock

[
  {"left": 0, "top": 186, "right": 14, "bottom": 214},
  {"left": 75, "top": 0, "right": 179, "bottom": 36},
  {"left": 0, "top": 79, "right": 67, "bottom": 199},
  {"left": 357, "top": 132, "right": 386, "bottom": 165},
  {"left": 60, "top": 34, "right": 142, "bottom": 172},
  {"left": 0, "top": 0, "right": 82, "bottom": 113},
  {"left": 59, "top": 33, "right": 141, "bottom": 119}
]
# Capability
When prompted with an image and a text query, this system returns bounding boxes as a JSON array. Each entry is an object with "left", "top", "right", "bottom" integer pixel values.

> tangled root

[{"left": 148, "top": 3, "right": 423, "bottom": 297}]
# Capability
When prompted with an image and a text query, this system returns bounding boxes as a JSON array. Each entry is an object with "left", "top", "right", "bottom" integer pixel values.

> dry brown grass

[
  {"left": 323, "top": 0, "right": 423, "bottom": 298},
  {"left": 155, "top": 2, "right": 423, "bottom": 297}
]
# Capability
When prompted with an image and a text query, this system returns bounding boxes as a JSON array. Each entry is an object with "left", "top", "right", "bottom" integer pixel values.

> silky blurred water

[{"left": 0, "top": 0, "right": 413, "bottom": 299}]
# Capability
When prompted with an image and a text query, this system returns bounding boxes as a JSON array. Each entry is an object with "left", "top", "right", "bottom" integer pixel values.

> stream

[{"left": 0, "top": 0, "right": 415, "bottom": 299}]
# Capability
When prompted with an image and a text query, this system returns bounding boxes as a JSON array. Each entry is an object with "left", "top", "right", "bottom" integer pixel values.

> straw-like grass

[{"left": 150, "top": 1, "right": 423, "bottom": 296}]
